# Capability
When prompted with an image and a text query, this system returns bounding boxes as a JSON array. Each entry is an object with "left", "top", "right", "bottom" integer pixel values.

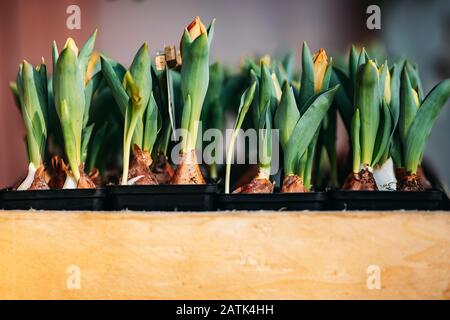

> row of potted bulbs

[{"left": 7, "top": 16, "right": 450, "bottom": 202}]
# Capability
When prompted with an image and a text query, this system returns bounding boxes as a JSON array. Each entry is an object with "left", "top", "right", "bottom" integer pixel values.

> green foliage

[
  {"left": 404, "top": 79, "right": 450, "bottom": 173},
  {"left": 225, "top": 82, "right": 257, "bottom": 193},
  {"left": 180, "top": 19, "right": 215, "bottom": 153},
  {"left": 52, "top": 30, "right": 102, "bottom": 181},
  {"left": 101, "top": 43, "right": 155, "bottom": 184},
  {"left": 13, "top": 60, "right": 48, "bottom": 168},
  {"left": 284, "top": 86, "right": 339, "bottom": 175}
]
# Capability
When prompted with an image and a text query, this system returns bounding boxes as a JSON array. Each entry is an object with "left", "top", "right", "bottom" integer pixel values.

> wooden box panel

[{"left": 0, "top": 211, "right": 449, "bottom": 299}]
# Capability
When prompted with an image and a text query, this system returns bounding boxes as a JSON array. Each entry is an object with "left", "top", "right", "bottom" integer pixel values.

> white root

[
  {"left": 62, "top": 173, "right": 78, "bottom": 189},
  {"left": 17, "top": 163, "right": 37, "bottom": 191},
  {"left": 373, "top": 157, "right": 397, "bottom": 191},
  {"left": 127, "top": 175, "right": 144, "bottom": 185}
]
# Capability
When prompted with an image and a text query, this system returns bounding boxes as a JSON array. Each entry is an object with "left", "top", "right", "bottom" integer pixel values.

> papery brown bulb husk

[
  {"left": 48, "top": 156, "right": 68, "bottom": 189},
  {"left": 151, "top": 152, "right": 174, "bottom": 184},
  {"left": 395, "top": 165, "right": 431, "bottom": 190},
  {"left": 88, "top": 168, "right": 102, "bottom": 188},
  {"left": 77, "top": 164, "right": 96, "bottom": 189},
  {"left": 280, "top": 174, "right": 308, "bottom": 193},
  {"left": 127, "top": 144, "right": 159, "bottom": 185},
  {"left": 28, "top": 166, "right": 50, "bottom": 190},
  {"left": 397, "top": 173, "right": 424, "bottom": 191},
  {"left": 170, "top": 150, "right": 206, "bottom": 184},
  {"left": 233, "top": 178, "right": 274, "bottom": 194},
  {"left": 342, "top": 167, "right": 378, "bottom": 191}
]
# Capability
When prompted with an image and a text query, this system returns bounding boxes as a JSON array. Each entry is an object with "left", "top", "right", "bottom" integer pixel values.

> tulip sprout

[
  {"left": 393, "top": 64, "right": 450, "bottom": 190},
  {"left": 171, "top": 16, "right": 215, "bottom": 184},
  {"left": 101, "top": 43, "right": 160, "bottom": 185},
  {"left": 357, "top": 55, "right": 399, "bottom": 187},
  {"left": 332, "top": 47, "right": 400, "bottom": 191},
  {"left": 273, "top": 43, "right": 337, "bottom": 192},
  {"left": 275, "top": 83, "right": 339, "bottom": 192},
  {"left": 296, "top": 44, "right": 334, "bottom": 191},
  {"left": 343, "top": 59, "right": 383, "bottom": 190},
  {"left": 231, "top": 59, "right": 277, "bottom": 193},
  {"left": 52, "top": 30, "right": 102, "bottom": 189},
  {"left": 11, "top": 60, "right": 49, "bottom": 190},
  {"left": 333, "top": 47, "right": 450, "bottom": 191},
  {"left": 224, "top": 81, "right": 257, "bottom": 193}
]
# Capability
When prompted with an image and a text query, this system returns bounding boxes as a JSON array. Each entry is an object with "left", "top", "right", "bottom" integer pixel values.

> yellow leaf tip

[{"left": 64, "top": 37, "right": 79, "bottom": 56}]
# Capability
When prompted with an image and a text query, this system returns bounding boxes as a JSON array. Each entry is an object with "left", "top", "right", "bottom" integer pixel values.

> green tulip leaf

[
  {"left": 285, "top": 85, "right": 339, "bottom": 175},
  {"left": 404, "top": 79, "right": 450, "bottom": 173}
]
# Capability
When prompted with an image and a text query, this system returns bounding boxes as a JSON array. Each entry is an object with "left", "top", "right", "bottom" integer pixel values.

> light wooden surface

[{"left": 0, "top": 210, "right": 449, "bottom": 300}]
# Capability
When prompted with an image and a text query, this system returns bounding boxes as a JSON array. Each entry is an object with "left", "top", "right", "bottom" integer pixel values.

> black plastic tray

[
  {"left": 443, "top": 192, "right": 450, "bottom": 210},
  {"left": 107, "top": 184, "right": 217, "bottom": 211},
  {"left": 0, "top": 188, "right": 106, "bottom": 211},
  {"left": 328, "top": 189, "right": 443, "bottom": 210},
  {"left": 216, "top": 192, "right": 326, "bottom": 211}
]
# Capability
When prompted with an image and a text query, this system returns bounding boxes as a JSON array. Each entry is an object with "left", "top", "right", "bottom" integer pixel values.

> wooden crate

[{"left": 0, "top": 210, "right": 449, "bottom": 299}]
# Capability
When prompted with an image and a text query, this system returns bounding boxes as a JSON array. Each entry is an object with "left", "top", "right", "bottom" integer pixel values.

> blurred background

[{"left": 0, "top": 0, "right": 449, "bottom": 188}]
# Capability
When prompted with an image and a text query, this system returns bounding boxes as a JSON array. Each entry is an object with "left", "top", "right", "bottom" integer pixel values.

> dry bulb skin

[
  {"left": 170, "top": 150, "right": 206, "bottom": 184},
  {"left": 342, "top": 166, "right": 378, "bottom": 191},
  {"left": 233, "top": 178, "right": 274, "bottom": 194},
  {"left": 127, "top": 145, "right": 158, "bottom": 185},
  {"left": 232, "top": 165, "right": 274, "bottom": 194},
  {"left": 88, "top": 168, "right": 102, "bottom": 188},
  {"left": 395, "top": 166, "right": 430, "bottom": 190},
  {"left": 151, "top": 152, "right": 174, "bottom": 184},
  {"left": 48, "top": 157, "right": 96, "bottom": 189},
  {"left": 280, "top": 175, "right": 308, "bottom": 193},
  {"left": 48, "top": 157, "right": 98, "bottom": 189},
  {"left": 397, "top": 173, "right": 424, "bottom": 191},
  {"left": 28, "top": 166, "right": 50, "bottom": 190},
  {"left": 48, "top": 156, "right": 68, "bottom": 189},
  {"left": 77, "top": 164, "right": 97, "bottom": 189}
]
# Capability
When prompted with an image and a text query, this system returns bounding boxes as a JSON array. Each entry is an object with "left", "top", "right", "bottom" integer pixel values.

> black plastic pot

[
  {"left": 443, "top": 193, "right": 450, "bottom": 210},
  {"left": 0, "top": 188, "right": 106, "bottom": 211},
  {"left": 216, "top": 192, "right": 326, "bottom": 211},
  {"left": 328, "top": 189, "right": 443, "bottom": 210},
  {"left": 107, "top": 184, "right": 217, "bottom": 211}
]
